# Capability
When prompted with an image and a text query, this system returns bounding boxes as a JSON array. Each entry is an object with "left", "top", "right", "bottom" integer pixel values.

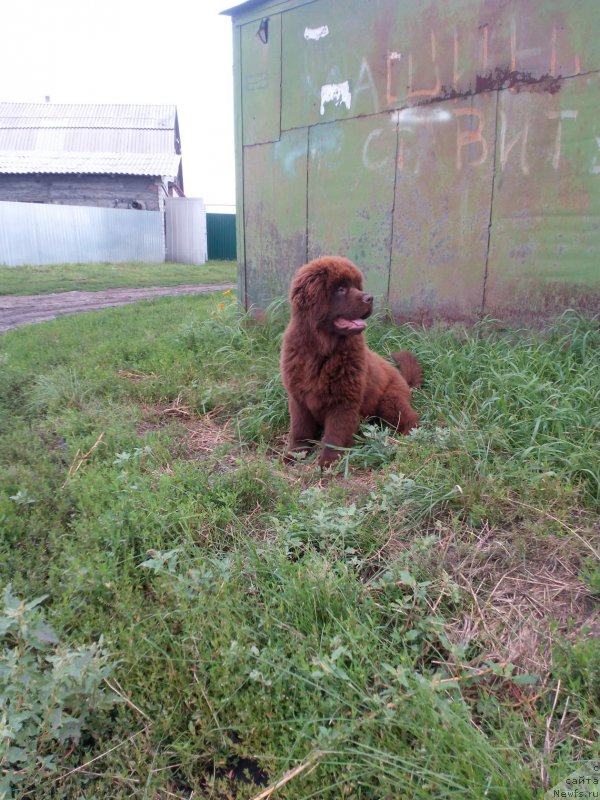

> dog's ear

[{"left": 290, "top": 268, "right": 328, "bottom": 316}]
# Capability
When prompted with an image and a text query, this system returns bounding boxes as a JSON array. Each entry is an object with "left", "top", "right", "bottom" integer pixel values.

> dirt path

[{"left": 0, "top": 283, "right": 237, "bottom": 333}]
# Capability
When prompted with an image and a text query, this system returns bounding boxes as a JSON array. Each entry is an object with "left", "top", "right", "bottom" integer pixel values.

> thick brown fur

[{"left": 280, "top": 256, "right": 422, "bottom": 467}]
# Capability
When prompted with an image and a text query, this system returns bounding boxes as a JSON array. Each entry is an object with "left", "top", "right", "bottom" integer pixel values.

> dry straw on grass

[{"left": 441, "top": 522, "right": 598, "bottom": 673}]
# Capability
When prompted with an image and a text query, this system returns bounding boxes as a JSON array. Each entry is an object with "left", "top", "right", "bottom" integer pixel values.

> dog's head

[{"left": 289, "top": 256, "right": 373, "bottom": 336}]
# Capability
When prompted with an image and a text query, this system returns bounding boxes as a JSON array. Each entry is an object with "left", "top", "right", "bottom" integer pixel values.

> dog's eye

[{"left": 336, "top": 285, "right": 347, "bottom": 294}]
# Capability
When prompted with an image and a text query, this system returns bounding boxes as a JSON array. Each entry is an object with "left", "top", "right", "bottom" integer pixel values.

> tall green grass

[{"left": 366, "top": 311, "right": 600, "bottom": 506}]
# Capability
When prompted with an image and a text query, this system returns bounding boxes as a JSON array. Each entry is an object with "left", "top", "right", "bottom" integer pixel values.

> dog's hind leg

[{"left": 376, "top": 382, "right": 419, "bottom": 435}]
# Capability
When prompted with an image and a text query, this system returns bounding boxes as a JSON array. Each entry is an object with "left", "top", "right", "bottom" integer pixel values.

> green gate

[{"left": 207, "top": 213, "right": 237, "bottom": 261}]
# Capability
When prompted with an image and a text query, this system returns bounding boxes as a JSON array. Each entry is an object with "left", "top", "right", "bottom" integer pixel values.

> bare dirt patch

[
  {"left": 0, "top": 283, "right": 236, "bottom": 333},
  {"left": 136, "top": 400, "right": 245, "bottom": 471}
]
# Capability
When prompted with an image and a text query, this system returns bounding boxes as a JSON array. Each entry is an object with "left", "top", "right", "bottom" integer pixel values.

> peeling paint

[
  {"left": 320, "top": 81, "right": 352, "bottom": 115},
  {"left": 304, "top": 25, "right": 329, "bottom": 40},
  {"left": 482, "top": 281, "right": 600, "bottom": 325},
  {"left": 475, "top": 68, "right": 562, "bottom": 95}
]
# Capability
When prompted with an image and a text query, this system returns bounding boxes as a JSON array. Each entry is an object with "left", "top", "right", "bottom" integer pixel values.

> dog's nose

[{"left": 363, "top": 293, "right": 373, "bottom": 305}]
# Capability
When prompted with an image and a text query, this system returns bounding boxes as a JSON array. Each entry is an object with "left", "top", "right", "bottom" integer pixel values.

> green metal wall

[
  {"left": 228, "top": 0, "right": 600, "bottom": 322},
  {"left": 207, "top": 213, "right": 237, "bottom": 261}
]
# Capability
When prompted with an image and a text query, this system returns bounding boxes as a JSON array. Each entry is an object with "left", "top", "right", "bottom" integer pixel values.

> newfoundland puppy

[{"left": 280, "top": 256, "right": 422, "bottom": 467}]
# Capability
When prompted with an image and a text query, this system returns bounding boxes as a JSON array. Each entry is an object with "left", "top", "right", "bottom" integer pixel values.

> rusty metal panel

[
  {"left": 229, "top": 0, "right": 600, "bottom": 321},
  {"left": 307, "top": 114, "right": 396, "bottom": 300},
  {"left": 281, "top": 0, "right": 600, "bottom": 130},
  {"left": 389, "top": 92, "right": 497, "bottom": 322},
  {"left": 243, "top": 127, "right": 308, "bottom": 308},
  {"left": 484, "top": 73, "right": 600, "bottom": 319},
  {"left": 241, "top": 14, "right": 282, "bottom": 145}
]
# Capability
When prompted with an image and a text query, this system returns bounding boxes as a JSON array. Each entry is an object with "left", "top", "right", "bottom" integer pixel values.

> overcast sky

[{"left": 2, "top": 0, "right": 236, "bottom": 209}]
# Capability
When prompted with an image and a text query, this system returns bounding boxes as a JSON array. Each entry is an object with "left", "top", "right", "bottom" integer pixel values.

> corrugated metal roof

[
  {"left": 0, "top": 151, "right": 181, "bottom": 177},
  {"left": 0, "top": 103, "right": 181, "bottom": 177},
  {"left": 0, "top": 129, "right": 175, "bottom": 152},
  {"left": 0, "top": 103, "right": 177, "bottom": 130}
]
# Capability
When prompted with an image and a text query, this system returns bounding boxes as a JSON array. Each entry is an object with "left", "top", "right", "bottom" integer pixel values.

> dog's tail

[{"left": 391, "top": 351, "right": 423, "bottom": 389}]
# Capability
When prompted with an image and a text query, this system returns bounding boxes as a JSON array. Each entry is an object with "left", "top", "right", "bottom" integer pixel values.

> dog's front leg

[
  {"left": 319, "top": 407, "right": 360, "bottom": 468},
  {"left": 285, "top": 395, "right": 320, "bottom": 462}
]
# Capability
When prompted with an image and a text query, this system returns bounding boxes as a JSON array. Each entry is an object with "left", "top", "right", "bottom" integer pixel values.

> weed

[
  {"left": 0, "top": 586, "right": 118, "bottom": 799},
  {"left": 27, "top": 367, "right": 96, "bottom": 415}
]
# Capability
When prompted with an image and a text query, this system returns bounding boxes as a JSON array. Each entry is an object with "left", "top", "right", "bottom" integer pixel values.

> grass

[
  {"left": 0, "top": 294, "right": 598, "bottom": 799},
  {"left": 0, "top": 259, "right": 236, "bottom": 295}
]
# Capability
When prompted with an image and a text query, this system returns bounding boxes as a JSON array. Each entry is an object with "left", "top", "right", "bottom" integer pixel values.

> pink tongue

[{"left": 334, "top": 317, "right": 367, "bottom": 332}]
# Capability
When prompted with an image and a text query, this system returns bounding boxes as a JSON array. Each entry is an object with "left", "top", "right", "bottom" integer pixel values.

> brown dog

[{"left": 280, "top": 256, "right": 422, "bottom": 467}]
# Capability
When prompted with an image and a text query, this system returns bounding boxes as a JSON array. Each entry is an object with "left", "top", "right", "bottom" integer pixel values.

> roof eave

[{"left": 220, "top": 0, "right": 272, "bottom": 17}]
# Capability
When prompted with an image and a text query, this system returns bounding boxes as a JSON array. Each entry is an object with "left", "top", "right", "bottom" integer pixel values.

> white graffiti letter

[
  {"left": 546, "top": 110, "right": 578, "bottom": 170},
  {"left": 591, "top": 137, "right": 600, "bottom": 175},
  {"left": 499, "top": 110, "right": 530, "bottom": 175},
  {"left": 362, "top": 128, "right": 387, "bottom": 172},
  {"left": 355, "top": 57, "right": 380, "bottom": 114}
]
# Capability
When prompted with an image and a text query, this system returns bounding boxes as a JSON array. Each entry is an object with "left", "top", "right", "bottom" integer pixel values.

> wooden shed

[{"left": 0, "top": 103, "right": 184, "bottom": 212}]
